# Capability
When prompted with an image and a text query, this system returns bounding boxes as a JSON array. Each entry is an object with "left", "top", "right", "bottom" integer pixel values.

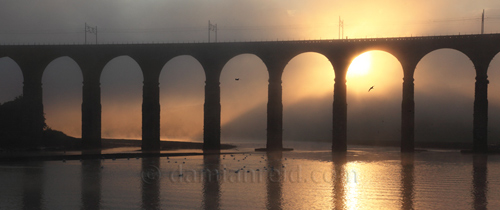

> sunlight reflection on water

[{"left": 0, "top": 143, "right": 499, "bottom": 209}]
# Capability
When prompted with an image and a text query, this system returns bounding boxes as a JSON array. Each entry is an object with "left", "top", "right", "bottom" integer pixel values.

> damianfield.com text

[{"left": 142, "top": 164, "right": 358, "bottom": 184}]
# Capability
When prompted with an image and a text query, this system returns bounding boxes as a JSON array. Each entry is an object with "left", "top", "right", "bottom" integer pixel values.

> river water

[{"left": 0, "top": 142, "right": 499, "bottom": 209}]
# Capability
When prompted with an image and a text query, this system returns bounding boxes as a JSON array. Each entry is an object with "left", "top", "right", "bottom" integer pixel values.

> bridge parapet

[{"left": 1, "top": 33, "right": 500, "bottom": 47}]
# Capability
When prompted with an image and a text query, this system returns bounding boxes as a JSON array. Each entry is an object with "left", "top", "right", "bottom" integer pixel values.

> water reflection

[
  {"left": 81, "top": 152, "right": 102, "bottom": 210},
  {"left": 23, "top": 162, "right": 44, "bottom": 210},
  {"left": 266, "top": 151, "right": 284, "bottom": 210},
  {"left": 141, "top": 156, "right": 160, "bottom": 210},
  {"left": 202, "top": 154, "right": 221, "bottom": 210},
  {"left": 400, "top": 153, "right": 415, "bottom": 210},
  {"left": 332, "top": 153, "right": 347, "bottom": 210},
  {"left": 472, "top": 155, "right": 488, "bottom": 210},
  {"left": 2, "top": 147, "right": 498, "bottom": 209}
]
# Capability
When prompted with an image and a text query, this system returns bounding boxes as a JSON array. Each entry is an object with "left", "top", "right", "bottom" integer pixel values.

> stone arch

[
  {"left": 41, "top": 56, "right": 83, "bottom": 137},
  {"left": 414, "top": 48, "right": 475, "bottom": 144},
  {"left": 285, "top": 51, "right": 332, "bottom": 74},
  {"left": 41, "top": 56, "right": 83, "bottom": 80},
  {"left": 0, "top": 57, "right": 23, "bottom": 103},
  {"left": 219, "top": 53, "right": 268, "bottom": 144},
  {"left": 158, "top": 55, "right": 205, "bottom": 142},
  {"left": 100, "top": 55, "right": 144, "bottom": 139},
  {"left": 347, "top": 49, "right": 404, "bottom": 76},
  {"left": 160, "top": 55, "right": 205, "bottom": 79},
  {"left": 100, "top": 55, "right": 145, "bottom": 83},
  {"left": 417, "top": 48, "right": 474, "bottom": 72},
  {"left": 346, "top": 50, "right": 403, "bottom": 144},
  {"left": 282, "top": 52, "right": 335, "bottom": 144}
]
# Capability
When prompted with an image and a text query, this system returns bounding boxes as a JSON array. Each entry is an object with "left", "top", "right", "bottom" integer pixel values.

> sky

[{"left": 2, "top": 0, "right": 500, "bottom": 146}]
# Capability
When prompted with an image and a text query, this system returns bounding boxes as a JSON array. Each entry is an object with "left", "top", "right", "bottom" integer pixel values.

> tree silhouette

[{"left": 0, "top": 95, "right": 77, "bottom": 149}]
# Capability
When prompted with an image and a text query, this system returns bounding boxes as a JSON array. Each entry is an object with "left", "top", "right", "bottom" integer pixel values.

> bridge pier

[
  {"left": 203, "top": 77, "right": 221, "bottom": 151},
  {"left": 266, "top": 70, "right": 284, "bottom": 151},
  {"left": 332, "top": 73, "right": 347, "bottom": 152},
  {"left": 473, "top": 72, "right": 488, "bottom": 153},
  {"left": 401, "top": 73, "right": 415, "bottom": 152},
  {"left": 22, "top": 79, "right": 44, "bottom": 148},
  {"left": 82, "top": 80, "right": 101, "bottom": 150},
  {"left": 142, "top": 81, "right": 160, "bottom": 151}
]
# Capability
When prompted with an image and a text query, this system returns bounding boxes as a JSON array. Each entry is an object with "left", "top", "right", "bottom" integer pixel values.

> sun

[{"left": 347, "top": 53, "right": 372, "bottom": 77}]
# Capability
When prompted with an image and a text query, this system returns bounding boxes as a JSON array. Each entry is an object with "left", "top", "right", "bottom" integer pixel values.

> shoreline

[
  {"left": 0, "top": 138, "right": 238, "bottom": 162},
  {"left": 99, "top": 138, "right": 236, "bottom": 150},
  {"left": 0, "top": 138, "right": 236, "bottom": 152},
  {"left": 2, "top": 138, "right": 500, "bottom": 162}
]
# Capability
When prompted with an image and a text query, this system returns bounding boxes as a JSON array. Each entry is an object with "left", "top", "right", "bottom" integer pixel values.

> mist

[
  {"left": 1, "top": 1, "right": 500, "bottom": 145},
  {"left": 160, "top": 56, "right": 205, "bottom": 141}
]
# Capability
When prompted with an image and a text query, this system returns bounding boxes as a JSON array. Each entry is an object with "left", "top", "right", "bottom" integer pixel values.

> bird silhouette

[{"left": 368, "top": 86, "right": 374, "bottom": 92}]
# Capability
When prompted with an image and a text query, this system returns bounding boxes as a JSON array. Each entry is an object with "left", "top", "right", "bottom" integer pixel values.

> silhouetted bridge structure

[{"left": 1, "top": 34, "right": 499, "bottom": 152}]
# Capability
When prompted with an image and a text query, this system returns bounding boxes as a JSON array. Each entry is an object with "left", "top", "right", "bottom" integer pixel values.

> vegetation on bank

[
  {"left": 0, "top": 96, "right": 29, "bottom": 148},
  {"left": 0, "top": 95, "right": 79, "bottom": 150}
]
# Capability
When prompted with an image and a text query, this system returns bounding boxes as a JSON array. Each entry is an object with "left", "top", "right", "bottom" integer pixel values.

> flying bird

[{"left": 368, "top": 86, "right": 374, "bottom": 92}]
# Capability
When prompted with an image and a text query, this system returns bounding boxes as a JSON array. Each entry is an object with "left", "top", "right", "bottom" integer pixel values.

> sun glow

[{"left": 347, "top": 53, "right": 372, "bottom": 77}]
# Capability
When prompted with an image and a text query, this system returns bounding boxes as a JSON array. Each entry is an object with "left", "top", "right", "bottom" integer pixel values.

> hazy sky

[
  {"left": 1, "top": 0, "right": 500, "bottom": 43},
  {"left": 2, "top": 1, "right": 500, "bottom": 146}
]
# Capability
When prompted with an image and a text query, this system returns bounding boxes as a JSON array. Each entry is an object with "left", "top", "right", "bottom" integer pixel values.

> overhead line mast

[
  {"left": 339, "top": 16, "right": 344, "bottom": 39},
  {"left": 208, "top": 20, "right": 217, "bottom": 43},
  {"left": 481, "top": 9, "right": 485, "bottom": 34},
  {"left": 85, "top": 23, "right": 97, "bottom": 44}
]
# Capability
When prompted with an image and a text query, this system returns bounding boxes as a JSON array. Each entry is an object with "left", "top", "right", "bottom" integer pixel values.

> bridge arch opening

[
  {"left": 41, "top": 56, "right": 83, "bottom": 138},
  {"left": 159, "top": 55, "right": 205, "bottom": 142},
  {"left": 415, "top": 48, "right": 475, "bottom": 144},
  {"left": 220, "top": 54, "right": 268, "bottom": 145},
  {"left": 0, "top": 57, "right": 23, "bottom": 103},
  {"left": 486, "top": 52, "right": 500, "bottom": 144},
  {"left": 282, "top": 52, "right": 334, "bottom": 146},
  {"left": 346, "top": 50, "right": 403, "bottom": 145},
  {"left": 100, "top": 56, "right": 144, "bottom": 140}
]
